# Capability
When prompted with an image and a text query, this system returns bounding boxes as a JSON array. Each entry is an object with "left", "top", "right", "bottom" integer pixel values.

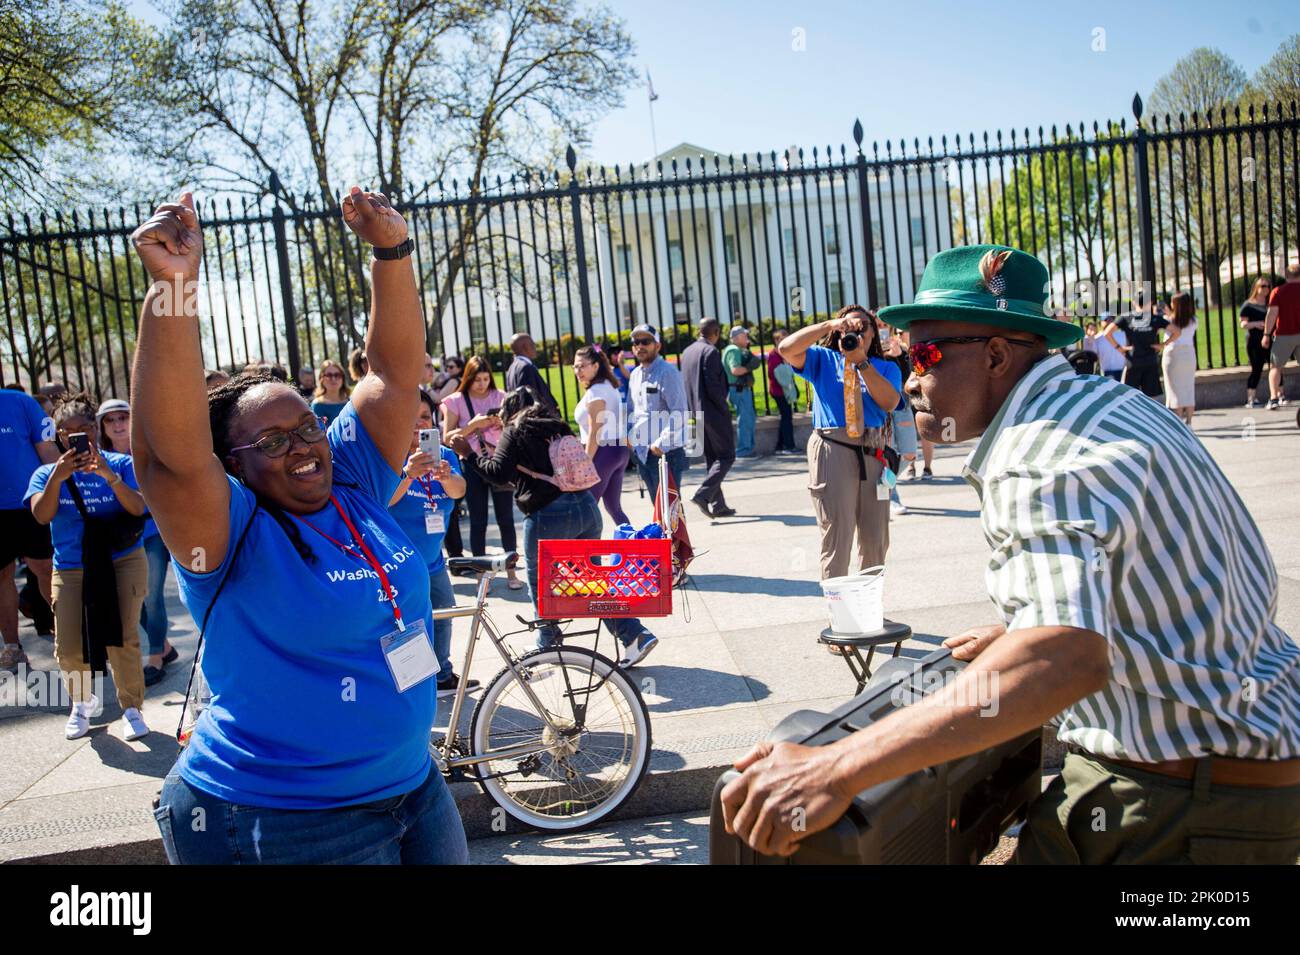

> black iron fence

[{"left": 2, "top": 94, "right": 1297, "bottom": 419}]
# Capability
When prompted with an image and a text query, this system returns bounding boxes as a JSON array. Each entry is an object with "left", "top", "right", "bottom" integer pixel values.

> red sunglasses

[{"left": 908, "top": 336, "right": 1036, "bottom": 376}]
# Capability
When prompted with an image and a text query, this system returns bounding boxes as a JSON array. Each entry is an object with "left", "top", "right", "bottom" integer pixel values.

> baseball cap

[
  {"left": 630, "top": 324, "right": 660, "bottom": 344},
  {"left": 729, "top": 325, "right": 749, "bottom": 340}
]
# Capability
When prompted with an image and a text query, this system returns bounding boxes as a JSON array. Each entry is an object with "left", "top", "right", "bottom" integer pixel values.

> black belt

[{"left": 818, "top": 432, "right": 887, "bottom": 481}]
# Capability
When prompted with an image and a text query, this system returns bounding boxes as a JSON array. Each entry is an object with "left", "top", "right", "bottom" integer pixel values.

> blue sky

[{"left": 591, "top": 0, "right": 1296, "bottom": 163}]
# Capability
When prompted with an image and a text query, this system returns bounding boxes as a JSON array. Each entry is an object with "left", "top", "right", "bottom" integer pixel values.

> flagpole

[{"left": 646, "top": 70, "right": 660, "bottom": 162}]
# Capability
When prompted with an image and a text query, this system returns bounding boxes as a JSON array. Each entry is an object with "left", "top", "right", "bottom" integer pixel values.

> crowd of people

[{"left": 2, "top": 181, "right": 1299, "bottom": 866}]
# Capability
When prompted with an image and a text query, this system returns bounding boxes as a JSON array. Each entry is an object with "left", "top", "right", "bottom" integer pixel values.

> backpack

[{"left": 516, "top": 434, "right": 600, "bottom": 492}]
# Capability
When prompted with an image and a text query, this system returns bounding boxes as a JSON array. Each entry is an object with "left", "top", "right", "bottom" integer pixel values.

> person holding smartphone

[
  {"left": 24, "top": 393, "right": 150, "bottom": 741},
  {"left": 388, "top": 390, "right": 475, "bottom": 696}
]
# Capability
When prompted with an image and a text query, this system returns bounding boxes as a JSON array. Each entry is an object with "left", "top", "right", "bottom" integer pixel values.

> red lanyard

[
  {"left": 294, "top": 495, "right": 405, "bottom": 631},
  {"left": 416, "top": 474, "right": 437, "bottom": 504}
]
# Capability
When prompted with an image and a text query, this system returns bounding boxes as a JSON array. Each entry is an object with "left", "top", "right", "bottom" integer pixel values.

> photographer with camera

[
  {"left": 777, "top": 305, "right": 902, "bottom": 580},
  {"left": 24, "top": 393, "right": 150, "bottom": 741}
]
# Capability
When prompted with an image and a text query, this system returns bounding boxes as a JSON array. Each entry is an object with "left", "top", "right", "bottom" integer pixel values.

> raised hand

[
  {"left": 341, "top": 186, "right": 408, "bottom": 248},
  {"left": 131, "top": 192, "right": 203, "bottom": 284}
]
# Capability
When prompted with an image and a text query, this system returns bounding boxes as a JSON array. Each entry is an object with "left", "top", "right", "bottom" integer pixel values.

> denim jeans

[
  {"left": 635, "top": 446, "right": 686, "bottom": 503},
  {"left": 729, "top": 385, "right": 756, "bottom": 456},
  {"left": 154, "top": 764, "right": 468, "bottom": 865},
  {"left": 523, "top": 491, "right": 647, "bottom": 650},
  {"left": 429, "top": 566, "right": 455, "bottom": 676},
  {"left": 140, "top": 533, "right": 170, "bottom": 655}
]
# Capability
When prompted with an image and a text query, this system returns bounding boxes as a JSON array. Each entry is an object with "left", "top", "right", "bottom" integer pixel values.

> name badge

[
  {"left": 380, "top": 619, "right": 439, "bottom": 693},
  {"left": 424, "top": 505, "right": 445, "bottom": 535}
]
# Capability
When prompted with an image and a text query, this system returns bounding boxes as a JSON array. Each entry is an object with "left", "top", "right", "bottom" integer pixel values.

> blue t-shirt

[
  {"left": 173, "top": 402, "right": 438, "bottom": 809},
  {"left": 24, "top": 451, "right": 143, "bottom": 570},
  {"left": 310, "top": 398, "right": 349, "bottom": 427},
  {"left": 794, "top": 346, "right": 903, "bottom": 431},
  {"left": 388, "top": 448, "right": 461, "bottom": 574},
  {"left": 1, "top": 391, "right": 49, "bottom": 510}
]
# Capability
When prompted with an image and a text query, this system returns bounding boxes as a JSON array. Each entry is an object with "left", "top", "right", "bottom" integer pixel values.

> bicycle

[{"left": 431, "top": 552, "right": 653, "bottom": 831}]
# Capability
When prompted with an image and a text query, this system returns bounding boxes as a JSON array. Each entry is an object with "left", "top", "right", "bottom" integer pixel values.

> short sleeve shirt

[
  {"left": 388, "top": 448, "right": 462, "bottom": 574},
  {"left": 172, "top": 402, "right": 438, "bottom": 809},
  {"left": 24, "top": 451, "right": 143, "bottom": 570},
  {"left": 794, "top": 346, "right": 902, "bottom": 430},
  {"left": 1113, "top": 312, "right": 1169, "bottom": 364},
  {"left": 0, "top": 390, "right": 49, "bottom": 510}
]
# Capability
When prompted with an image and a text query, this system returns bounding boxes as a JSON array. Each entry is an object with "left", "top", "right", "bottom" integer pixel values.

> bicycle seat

[{"left": 447, "top": 552, "right": 518, "bottom": 575}]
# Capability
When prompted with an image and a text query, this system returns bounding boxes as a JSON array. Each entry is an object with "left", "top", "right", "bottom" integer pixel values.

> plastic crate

[{"left": 537, "top": 538, "right": 673, "bottom": 619}]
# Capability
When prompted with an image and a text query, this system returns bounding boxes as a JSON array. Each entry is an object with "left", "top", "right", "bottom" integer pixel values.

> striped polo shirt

[{"left": 963, "top": 353, "right": 1299, "bottom": 762}]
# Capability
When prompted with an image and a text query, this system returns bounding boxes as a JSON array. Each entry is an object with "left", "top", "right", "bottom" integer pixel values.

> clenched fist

[
  {"left": 341, "top": 186, "right": 408, "bottom": 249},
  {"left": 132, "top": 192, "right": 203, "bottom": 285}
]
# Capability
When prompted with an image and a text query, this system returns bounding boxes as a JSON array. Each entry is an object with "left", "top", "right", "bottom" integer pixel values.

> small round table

[{"left": 818, "top": 620, "right": 913, "bottom": 694}]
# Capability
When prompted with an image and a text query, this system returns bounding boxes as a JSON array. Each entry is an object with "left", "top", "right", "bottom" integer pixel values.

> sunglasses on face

[
  {"left": 631, "top": 338, "right": 655, "bottom": 347},
  {"left": 908, "top": 336, "right": 1036, "bottom": 376},
  {"left": 230, "top": 418, "right": 327, "bottom": 458},
  {"left": 322, "top": 371, "right": 343, "bottom": 379}
]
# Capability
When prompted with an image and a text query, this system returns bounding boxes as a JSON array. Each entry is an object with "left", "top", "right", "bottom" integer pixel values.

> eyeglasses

[
  {"left": 322, "top": 371, "right": 343, "bottom": 379},
  {"left": 631, "top": 338, "right": 655, "bottom": 347},
  {"left": 908, "top": 336, "right": 1036, "bottom": 376},
  {"left": 230, "top": 419, "right": 327, "bottom": 458}
]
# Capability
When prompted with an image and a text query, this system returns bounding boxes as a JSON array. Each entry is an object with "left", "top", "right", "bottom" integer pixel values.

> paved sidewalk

[{"left": 3, "top": 405, "right": 1299, "bottom": 862}]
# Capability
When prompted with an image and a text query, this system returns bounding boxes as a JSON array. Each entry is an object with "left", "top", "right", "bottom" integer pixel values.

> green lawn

[{"left": 538, "top": 351, "right": 806, "bottom": 427}]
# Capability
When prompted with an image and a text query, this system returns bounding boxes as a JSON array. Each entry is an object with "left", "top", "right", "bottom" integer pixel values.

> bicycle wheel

[{"left": 468, "top": 645, "right": 651, "bottom": 831}]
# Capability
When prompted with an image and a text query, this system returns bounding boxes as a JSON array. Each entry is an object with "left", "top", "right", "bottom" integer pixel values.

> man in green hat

[{"left": 720, "top": 244, "right": 1300, "bottom": 863}]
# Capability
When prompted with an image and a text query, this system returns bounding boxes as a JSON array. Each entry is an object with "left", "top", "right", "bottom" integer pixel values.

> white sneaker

[
  {"left": 65, "top": 695, "right": 98, "bottom": 740},
  {"left": 122, "top": 707, "right": 150, "bottom": 741},
  {"left": 890, "top": 501, "right": 908, "bottom": 516}
]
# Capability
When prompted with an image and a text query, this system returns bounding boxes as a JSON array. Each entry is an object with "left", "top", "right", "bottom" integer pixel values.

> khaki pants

[
  {"left": 807, "top": 428, "right": 890, "bottom": 580},
  {"left": 52, "top": 547, "right": 148, "bottom": 710},
  {"left": 1016, "top": 752, "right": 1300, "bottom": 864}
]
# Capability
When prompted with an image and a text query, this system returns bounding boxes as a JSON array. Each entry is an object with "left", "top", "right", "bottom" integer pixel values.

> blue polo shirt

[
  {"left": 172, "top": 402, "right": 438, "bottom": 809},
  {"left": 388, "top": 448, "right": 461, "bottom": 574},
  {"left": 24, "top": 451, "right": 143, "bottom": 570},
  {"left": 1, "top": 390, "right": 49, "bottom": 510},
  {"left": 795, "top": 346, "right": 902, "bottom": 430}
]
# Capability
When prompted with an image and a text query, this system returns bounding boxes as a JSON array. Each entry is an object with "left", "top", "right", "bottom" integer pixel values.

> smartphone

[
  {"left": 69, "top": 432, "right": 90, "bottom": 456},
  {"left": 418, "top": 428, "right": 441, "bottom": 462}
]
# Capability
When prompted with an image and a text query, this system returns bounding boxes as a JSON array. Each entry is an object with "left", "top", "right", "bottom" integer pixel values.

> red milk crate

[{"left": 537, "top": 538, "right": 673, "bottom": 619}]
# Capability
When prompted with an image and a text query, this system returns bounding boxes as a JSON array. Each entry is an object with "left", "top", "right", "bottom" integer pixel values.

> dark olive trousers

[{"left": 1016, "top": 752, "right": 1300, "bottom": 864}]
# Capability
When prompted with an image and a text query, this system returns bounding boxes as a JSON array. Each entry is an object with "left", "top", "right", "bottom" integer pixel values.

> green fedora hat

[{"left": 878, "top": 244, "right": 1082, "bottom": 349}]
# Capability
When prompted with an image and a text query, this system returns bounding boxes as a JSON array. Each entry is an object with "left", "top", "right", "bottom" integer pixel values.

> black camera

[{"left": 840, "top": 331, "right": 860, "bottom": 352}]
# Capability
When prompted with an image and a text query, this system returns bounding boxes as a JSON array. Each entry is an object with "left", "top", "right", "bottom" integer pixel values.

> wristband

[{"left": 372, "top": 238, "right": 414, "bottom": 261}]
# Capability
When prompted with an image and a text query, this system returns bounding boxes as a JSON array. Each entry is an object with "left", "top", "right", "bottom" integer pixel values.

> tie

[{"left": 844, "top": 358, "right": 863, "bottom": 439}]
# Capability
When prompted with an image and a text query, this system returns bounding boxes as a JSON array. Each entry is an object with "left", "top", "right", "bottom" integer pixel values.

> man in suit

[
  {"left": 505, "top": 334, "right": 558, "bottom": 412},
  {"left": 679, "top": 317, "right": 737, "bottom": 518}
]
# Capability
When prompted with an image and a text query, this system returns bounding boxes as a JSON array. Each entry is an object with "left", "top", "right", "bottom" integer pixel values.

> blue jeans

[
  {"left": 154, "top": 764, "right": 468, "bottom": 865},
  {"left": 140, "top": 533, "right": 170, "bottom": 655},
  {"left": 635, "top": 447, "right": 686, "bottom": 503},
  {"left": 729, "top": 385, "right": 756, "bottom": 456},
  {"left": 523, "top": 491, "right": 648, "bottom": 650},
  {"left": 429, "top": 566, "right": 455, "bottom": 677}
]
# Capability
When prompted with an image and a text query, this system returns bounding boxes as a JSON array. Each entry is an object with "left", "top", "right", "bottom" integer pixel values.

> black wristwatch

[{"left": 372, "top": 238, "right": 414, "bottom": 261}]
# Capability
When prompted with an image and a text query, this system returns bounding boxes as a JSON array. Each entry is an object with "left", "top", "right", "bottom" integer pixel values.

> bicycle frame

[{"left": 431, "top": 571, "right": 605, "bottom": 774}]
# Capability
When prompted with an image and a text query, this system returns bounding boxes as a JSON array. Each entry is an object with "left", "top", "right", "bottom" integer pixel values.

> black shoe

[
  {"left": 161, "top": 645, "right": 179, "bottom": 665},
  {"left": 691, "top": 497, "right": 713, "bottom": 519},
  {"left": 143, "top": 665, "right": 165, "bottom": 687},
  {"left": 437, "top": 672, "right": 481, "bottom": 697},
  {"left": 711, "top": 505, "right": 737, "bottom": 517}
]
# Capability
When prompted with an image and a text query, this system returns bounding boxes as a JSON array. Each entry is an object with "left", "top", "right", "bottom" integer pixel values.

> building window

[
  {"left": 724, "top": 233, "right": 737, "bottom": 265},
  {"left": 668, "top": 239, "right": 683, "bottom": 272},
  {"left": 469, "top": 311, "right": 487, "bottom": 344},
  {"left": 512, "top": 311, "right": 528, "bottom": 333},
  {"left": 910, "top": 217, "right": 925, "bottom": 247},
  {"left": 557, "top": 306, "right": 572, "bottom": 336},
  {"left": 622, "top": 301, "right": 638, "bottom": 325},
  {"left": 824, "top": 225, "right": 839, "bottom": 256},
  {"left": 783, "top": 226, "right": 798, "bottom": 262},
  {"left": 616, "top": 243, "right": 632, "bottom": 274},
  {"left": 830, "top": 280, "right": 844, "bottom": 308},
  {"left": 730, "top": 291, "right": 742, "bottom": 323}
]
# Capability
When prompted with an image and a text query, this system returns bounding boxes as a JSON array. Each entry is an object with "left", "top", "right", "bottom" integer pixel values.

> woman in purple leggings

[{"left": 572, "top": 345, "right": 630, "bottom": 526}]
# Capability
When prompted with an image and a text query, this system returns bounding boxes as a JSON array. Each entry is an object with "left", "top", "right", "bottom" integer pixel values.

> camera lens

[{"left": 840, "top": 332, "right": 860, "bottom": 352}]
